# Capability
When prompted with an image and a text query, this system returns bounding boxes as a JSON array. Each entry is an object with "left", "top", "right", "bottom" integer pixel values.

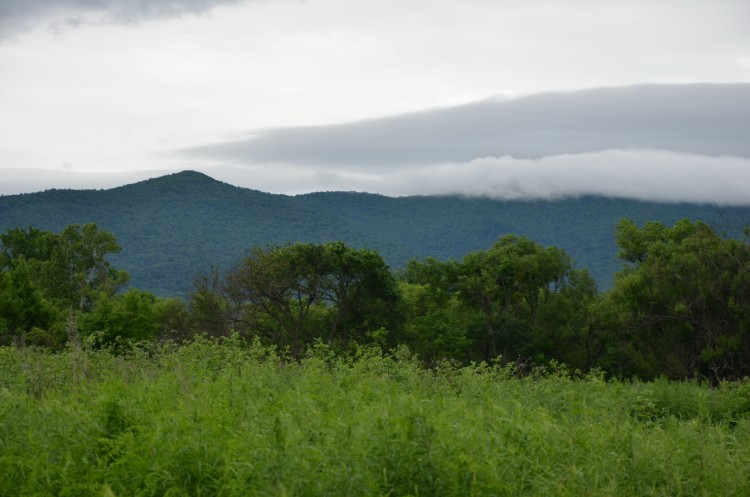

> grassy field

[{"left": 1, "top": 338, "right": 750, "bottom": 497}]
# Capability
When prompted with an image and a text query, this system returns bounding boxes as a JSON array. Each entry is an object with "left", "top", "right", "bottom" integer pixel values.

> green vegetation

[
  {"left": 190, "top": 241, "right": 401, "bottom": 356},
  {"left": 2, "top": 218, "right": 750, "bottom": 381},
  {"left": 2, "top": 170, "right": 749, "bottom": 294},
  {"left": 3, "top": 197, "right": 750, "bottom": 494},
  {"left": 1, "top": 340, "right": 750, "bottom": 496}
]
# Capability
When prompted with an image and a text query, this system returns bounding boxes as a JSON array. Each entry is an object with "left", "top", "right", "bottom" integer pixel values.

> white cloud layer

[
  {"left": 3, "top": 150, "right": 749, "bottom": 205},
  {"left": 196, "top": 150, "right": 750, "bottom": 205}
]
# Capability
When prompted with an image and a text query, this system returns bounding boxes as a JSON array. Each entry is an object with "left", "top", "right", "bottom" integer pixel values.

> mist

[{"left": 203, "top": 150, "right": 750, "bottom": 205}]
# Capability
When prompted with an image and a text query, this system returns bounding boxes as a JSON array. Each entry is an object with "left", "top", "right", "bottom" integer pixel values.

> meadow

[{"left": 2, "top": 338, "right": 750, "bottom": 497}]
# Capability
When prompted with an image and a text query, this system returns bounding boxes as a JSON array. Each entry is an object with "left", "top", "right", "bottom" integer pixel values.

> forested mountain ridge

[{"left": 1, "top": 170, "right": 748, "bottom": 295}]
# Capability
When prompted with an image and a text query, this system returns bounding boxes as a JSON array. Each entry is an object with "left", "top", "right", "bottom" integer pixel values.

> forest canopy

[{"left": 1, "top": 219, "right": 749, "bottom": 381}]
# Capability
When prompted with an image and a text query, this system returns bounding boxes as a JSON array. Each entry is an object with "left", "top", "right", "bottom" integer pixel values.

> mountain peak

[
  {"left": 111, "top": 170, "right": 234, "bottom": 195},
  {"left": 159, "top": 170, "right": 218, "bottom": 183}
]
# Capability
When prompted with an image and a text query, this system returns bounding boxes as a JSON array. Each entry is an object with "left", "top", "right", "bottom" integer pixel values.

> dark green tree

[
  {"left": 0, "top": 262, "right": 62, "bottom": 346},
  {"left": 192, "top": 242, "right": 401, "bottom": 356},
  {"left": 0, "top": 224, "right": 128, "bottom": 346},
  {"left": 0, "top": 224, "right": 127, "bottom": 311},
  {"left": 456, "top": 235, "right": 580, "bottom": 361},
  {"left": 607, "top": 218, "right": 750, "bottom": 381},
  {"left": 222, "top": 243, "right": 322, "bottom": 356},
  {"left": 78, "top": 288, "right": 180, "bottom": 350},
  {"left": 399, "top": 258, "right": 473, "bottom": 363},
  {"left": 317, "top": 242, "right": 401, "bottom": 348}
]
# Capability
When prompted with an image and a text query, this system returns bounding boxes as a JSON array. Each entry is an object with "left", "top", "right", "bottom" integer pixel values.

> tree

[
  {"left": 0, "top": 224, "right": 127, "bottom": 311},
  {"left": 0, "top": 263, "right": 62, "bottom": 346},
  {"left": 398, "top": 281, "right": 473, "bottom": 364},
  {"left": 317, "top": 242, "right": 401, "bottom": 348},
  {"left": 608, "top": 218, "right": 750, "bottom": 381},
  {"left": 78, "top": 288, "right": 178, "bottom": 350},
  {"left": 190, "top": 242, "right": 402, "bottom": 356},
  {"left": 0, "top": 224, "right": 128, "bottom": 346},
  {"left": 222, "top": 243, "right": 322, "bottom": 356},
  {"left": 400, "top": 258, "right": 474, "bottom": 363},
  {"left": 0, "top": 226, "right": 57, "bottom": 269},
  {"left": 456, "top": 235, "right": 580, "bottom": 361},
  {"left": 401, "top": 238, "right": 596, "bottom": 366},
  {"left": 188, "top": 267, "right": 234, "bottom": 338}
]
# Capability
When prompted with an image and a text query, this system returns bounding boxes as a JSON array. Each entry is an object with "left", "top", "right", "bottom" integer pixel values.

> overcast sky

[{"left": 1, "top": 0, "right": 749, "bottom": 203}]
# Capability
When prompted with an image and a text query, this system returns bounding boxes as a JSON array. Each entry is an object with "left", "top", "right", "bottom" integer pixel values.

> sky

[{"left": 1, "top": 0, "right": 750, "bottom": 203}]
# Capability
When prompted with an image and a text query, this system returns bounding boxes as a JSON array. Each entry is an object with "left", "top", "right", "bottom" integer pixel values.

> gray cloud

[
  {"left": 185, "top": 84, "right": 750, "bottom": 167},
  {"left": 0, "top": 0, "right": 246, "bottom": 37}
]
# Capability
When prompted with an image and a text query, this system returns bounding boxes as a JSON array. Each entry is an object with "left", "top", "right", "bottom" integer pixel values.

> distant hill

[{"left": 1, "top": 170, "right": 748, "bottom": 295}]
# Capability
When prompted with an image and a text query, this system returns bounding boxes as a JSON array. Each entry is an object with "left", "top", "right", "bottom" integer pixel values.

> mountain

[{"left": 1, "top": 170, "right": 748, "bottom": 295}]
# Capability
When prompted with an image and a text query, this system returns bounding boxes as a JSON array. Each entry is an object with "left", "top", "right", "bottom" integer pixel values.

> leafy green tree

[
  {"left": 0, "top": 262, "right": 62, "bottom": 346},
  {"left": 222, "top": 243, "right": 322, "bottom": 356},
  {"left": 78, "top": 288, "right": 178, "bottom": 349},
  {"left": 456, "top": 235, "right": 579, "bottom": 361},
  {"left": 0, "top": 224, "right": 129, "bottom": 347},
  {"left": 608, "top": 218, "right": 750, "bottom": 380},
  {"left": 0, "top": 226, "right": 58, "bottom": 269},
  {"left": 398, "top": 281, "right": 472, "bottom": 364},
  {"left": 50, "top": 224, "right": 129, "bottom": 310},
  {"left": 399, "top": 258, "right": 474, "bottom": 363},
  {"left": 402, "top": 240, "right": 596, "bottom": 366},
  {"left": 192, "top": 242, "right": 402, "bottom": 356},
  {"left": 317, "top": 242, "right": 401, "bottom": 348},
  {"left": 532, "top": 268, "right": 600, "bottom": 370},
  {"left": 188, "top": 267, "right": 235, "bottom": 338},
  {"left": 0, "top": 224, "right": 127, "bottom": 311}
]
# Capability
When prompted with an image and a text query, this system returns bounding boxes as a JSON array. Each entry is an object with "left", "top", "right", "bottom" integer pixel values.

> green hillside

[{"left": 1, "top": 170, "right": 748, "bottom": 295}]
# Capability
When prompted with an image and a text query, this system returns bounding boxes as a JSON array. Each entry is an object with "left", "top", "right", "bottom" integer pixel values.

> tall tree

[
  {"left": 456, "top": 235, "right": 578, "bottom": 361},
  {"left": 609, "top": 218, "right": 750, "bottom": 380},
  {"left": 0, "top": 224, "right": 128, "bottom": 346},
  {"left": 190, "top": 242, "right": 401, "bottom": 356},
  {"left": 317, "top": 242, "right": 401, "bottom": 348},
  {"left": 0, "top": 224, "right": 127, "bottom": 310}
]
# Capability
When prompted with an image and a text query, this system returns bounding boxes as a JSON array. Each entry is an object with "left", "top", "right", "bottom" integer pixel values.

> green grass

[{"left": 1, "top": 339, "right": 750, "bottom": 496}]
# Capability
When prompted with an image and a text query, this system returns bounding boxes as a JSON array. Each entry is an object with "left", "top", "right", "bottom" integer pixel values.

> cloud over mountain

[
  {"left": 186, "top": 84, "right": 750, "bottom": 167},
  {"left": 178, "top": 84, "right": 750, "bottom": 204}
]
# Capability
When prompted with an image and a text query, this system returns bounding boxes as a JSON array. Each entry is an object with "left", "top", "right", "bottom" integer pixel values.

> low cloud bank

[
  {"left": 206, "top": 150, "right": 750, "bottom": 205},
  {"left": 3, "top": 150, "right": 749, "bottom": 205}
]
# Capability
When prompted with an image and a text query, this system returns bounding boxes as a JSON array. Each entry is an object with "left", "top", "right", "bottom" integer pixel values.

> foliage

[
  {"left": 1, "top": 341, "right": 750, "bottom": 496},
  {"left": 402, "top": 236, "right": 598, "bottom": 368},
  {"left": 607, "top": 219, "right": 750, "bottom": 381},
  {"left": 78, "top": 289, "right": 184, "bottom": 350},
  {"left": 190, "top": 242, "right": 401, "bottom": 356},
  {"left": 0, "top": 223, "right": 127, "bottom": 311},
  {"left": 0, "top": 224, "right": 180, "bottom": 349},
  {"left": 3, "top": 216, "right": 750, "bottom": 382}
]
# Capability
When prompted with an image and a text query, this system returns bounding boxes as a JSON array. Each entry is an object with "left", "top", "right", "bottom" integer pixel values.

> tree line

[{"left": 1, "top": 219, "right": 749, "bottom": 382}]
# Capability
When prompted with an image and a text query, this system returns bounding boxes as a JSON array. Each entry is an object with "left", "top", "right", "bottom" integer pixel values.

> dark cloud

[
  {"left": 185, "top": 84, "right": 750, "bottom": 167},
  {"left": 0, "top": 0, "right": 246, "bottom": 37}
]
